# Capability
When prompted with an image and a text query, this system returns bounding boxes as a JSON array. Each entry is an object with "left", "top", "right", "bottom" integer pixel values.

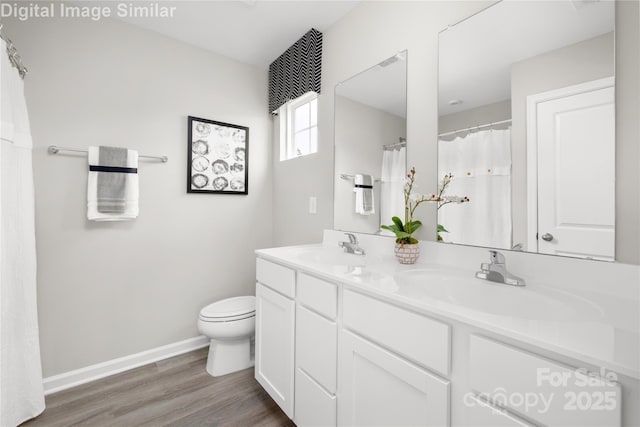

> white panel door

[
  {"left": 528, "top": 77, "right": 615, "bottom": 260},
  {"left": 255, "top": 282, "right": 295, "bottom": 418},
  {"left": 338, "top": 330, "right": 450, "bottom": 427}
]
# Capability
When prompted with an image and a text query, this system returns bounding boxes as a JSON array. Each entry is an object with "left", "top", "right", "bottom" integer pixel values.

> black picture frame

[{"left": 187, "top": 116, "right": 249, "bottom": 195}]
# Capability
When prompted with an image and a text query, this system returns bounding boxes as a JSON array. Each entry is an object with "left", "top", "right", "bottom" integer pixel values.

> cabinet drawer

[
  {"left": 256, "top": 258, "right": 295, "bottom": 298},
  {"left": 295, "top": 368, "right": 336, "bottom": 427},
  {"left": 296, "top": 305, "right": 337, "bottom": 393},
  {"left": 298, "top": 273, "right": 337, "bottom": 319},
  {"left": 343, "top": 290, "right": 450, "bottom": 376},
  {"left": 469, "top": 335, "right": 621, "bottom": 426}
]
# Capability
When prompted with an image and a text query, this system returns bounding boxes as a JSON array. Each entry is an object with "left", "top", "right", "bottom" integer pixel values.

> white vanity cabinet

[
  {"left": 255, "top": 259, "right": 296, "bottom": 418},
  {"left": 255, "top": 258, "right": 451, "bottom": 426},
  {"left": 255, "top": 254, "right": 632, "bottom": 427}
]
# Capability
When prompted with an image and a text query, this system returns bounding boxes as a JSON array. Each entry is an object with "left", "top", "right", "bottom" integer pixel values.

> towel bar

[
  {"left": 48, "top": 145, "right": 168, "bottom": 163},
  {"left": 340, "top": 174, "right": 381, "bottom": 183}
]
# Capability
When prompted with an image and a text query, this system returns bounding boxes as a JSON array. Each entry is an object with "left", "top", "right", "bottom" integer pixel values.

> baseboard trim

[{"left": 43, "top": 335, "right": 210, "bottom": 395}]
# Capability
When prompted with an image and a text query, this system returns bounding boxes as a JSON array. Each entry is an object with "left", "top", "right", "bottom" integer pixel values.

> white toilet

[{"left": 197, "top": 295, "right": 256, "bottom": 377}]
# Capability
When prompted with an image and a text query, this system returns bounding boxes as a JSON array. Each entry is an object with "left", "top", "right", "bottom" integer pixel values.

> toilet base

[{"left": 206, "top": 338, "right": 254, "bottom": 377}]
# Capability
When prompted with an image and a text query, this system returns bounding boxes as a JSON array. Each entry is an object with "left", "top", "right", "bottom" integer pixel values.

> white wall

[
  {"left": 274, "top": 0, "right": 639, "bottom": 264},
  {"left": 273, "top": 1, "right": 490, "bottom": 248},
  {"left": 3, "top": 16, "right": 272, "bottom": 376},
  {"left": 334, "top": 95, "right": 405, "bottom": 234}
]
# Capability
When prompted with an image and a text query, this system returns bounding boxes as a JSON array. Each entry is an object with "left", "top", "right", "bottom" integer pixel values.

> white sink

[
  {"left": 395, "top": 268, "right": 604, "bottom": 321},
  {"left": 295, "top": 247, "right": 366, "bottom": 267}
]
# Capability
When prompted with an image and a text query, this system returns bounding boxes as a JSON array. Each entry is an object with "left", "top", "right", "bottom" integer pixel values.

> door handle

[{"left": 541, "top": 233, "right": 554, "bottom": 242}]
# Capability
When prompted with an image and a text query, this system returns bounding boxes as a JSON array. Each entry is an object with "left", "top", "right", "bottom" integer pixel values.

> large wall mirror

[
  {"left": 334, "top": 51, "right": 408, "bottom": 234},
  {"left": 438, "top": 0, "right": 615, "bottom": 261}
]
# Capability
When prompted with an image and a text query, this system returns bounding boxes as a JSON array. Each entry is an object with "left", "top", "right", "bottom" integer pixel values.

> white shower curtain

[
  {"left": 380, "top": 146, "right": 406, "bottom": 232},
  {"left": 0, "top": 40, "right": 45, "bottom": 426},
  {"left": 438, "top": 128, "right": 512, "bottom": 248}
]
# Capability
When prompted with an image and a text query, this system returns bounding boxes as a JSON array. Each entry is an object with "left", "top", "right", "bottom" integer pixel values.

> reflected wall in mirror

[
  {"left": 438, "top": 0, "right": 615, "bottom": 261},
  {"left": 334, "top": 51, "right": 408, "bottom": 235}
]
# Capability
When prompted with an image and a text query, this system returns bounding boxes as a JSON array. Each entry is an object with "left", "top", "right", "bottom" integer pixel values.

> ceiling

[
  {"left": 439, "top": 0, "right": 615, "bottom": 116},
  {"left": 336, "top": 51, "right": 407, "bottom": 118},
  {"left": 114, "top": 0, "right": 358, "bottom": 68}
]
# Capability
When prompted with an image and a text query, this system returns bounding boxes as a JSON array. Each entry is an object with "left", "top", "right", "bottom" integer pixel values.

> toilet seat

[
  {"left": 199, "top": 312, "right": 255, "bottom": 322},
  {"left": 199, "top": 296, "right": 255, "bottom": 322}
]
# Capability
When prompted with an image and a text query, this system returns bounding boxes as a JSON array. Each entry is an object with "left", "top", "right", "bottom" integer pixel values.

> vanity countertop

[{"left": 256, "top": 243, "right": 640, "bottom": 380}]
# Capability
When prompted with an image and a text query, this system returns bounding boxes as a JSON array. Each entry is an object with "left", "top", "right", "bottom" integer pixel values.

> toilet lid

[{"left": 200, "top": 296, "right": 255, "bottom": 319}]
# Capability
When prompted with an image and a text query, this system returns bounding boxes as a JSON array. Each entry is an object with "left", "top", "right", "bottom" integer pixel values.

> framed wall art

[{"left": 187, "top": 116, "right": 249, "bottom": 195}]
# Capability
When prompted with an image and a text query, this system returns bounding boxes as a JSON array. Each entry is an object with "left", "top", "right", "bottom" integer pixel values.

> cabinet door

[
  {"left": 464, "top": 395, "right": 534, "bottom": 427},
  {"left": 338, "top": 330, "right": 450, "bottom": 427},
  {"left": 296, "top": 304, "right": 337, "bottom": 393},
  {"left": 295, "top": 368, "right": 337, "bottom": 427},
  {"left": 255, "top": 282, "right": 295, "bottom": 418}
]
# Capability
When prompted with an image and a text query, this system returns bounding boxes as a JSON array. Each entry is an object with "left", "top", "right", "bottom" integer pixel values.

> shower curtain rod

[
  {"left": 48, "top": 145, "right": 169, "bottom": 163},
  {"left": 383, "top": 141, "right": 406, "bottom": 150},
  {"left": 0, "top": 24, "right": 28, "bottom": 79},
  {"left": 438, "top": 119, "right": 512, "bottom": 138}
]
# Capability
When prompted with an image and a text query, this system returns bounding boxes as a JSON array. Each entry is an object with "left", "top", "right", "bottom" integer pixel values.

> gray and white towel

[
  {"left": 354, "top": 174, "right": 375, "bottom": 215},
  {"left": 87, "top": 146, "right": 139, "bottom": 221}
]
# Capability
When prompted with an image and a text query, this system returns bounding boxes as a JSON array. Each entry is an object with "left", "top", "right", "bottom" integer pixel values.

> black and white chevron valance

[{"left": 269, "top": 28, "right": 322, "bottom": 114}]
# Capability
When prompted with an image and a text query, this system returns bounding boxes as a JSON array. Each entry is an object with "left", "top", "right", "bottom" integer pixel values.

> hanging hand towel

[
  {"left": 354, "top": 174, "right": 375, "bottom": 215},
  {"left": 87, "top": 146, "right": 139, "bottom": 221}
]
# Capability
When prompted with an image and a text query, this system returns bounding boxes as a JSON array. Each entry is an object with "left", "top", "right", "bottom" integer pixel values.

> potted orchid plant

[
  {"left": 435, "top": 173, "right": 470, "bottom": 241},
  {"left": 381, "top": 167, "right": 468, "bottom": 264}
]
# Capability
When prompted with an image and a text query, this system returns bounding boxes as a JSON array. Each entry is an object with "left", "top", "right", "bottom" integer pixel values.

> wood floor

[{"left": 21, "top": 348, "right": 295, "bottom": 427}]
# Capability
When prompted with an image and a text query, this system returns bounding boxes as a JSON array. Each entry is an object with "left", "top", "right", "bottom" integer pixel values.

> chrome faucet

[
  {"left": 338, "top": 233, "right": 365, "bottom": 255},
  {"left": 475, "top": 250, "right": 525, "bottom": 286}
]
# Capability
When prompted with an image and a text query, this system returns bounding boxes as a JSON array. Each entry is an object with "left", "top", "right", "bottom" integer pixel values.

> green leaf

[
  {"left": 391, "top": 216, "right": 404, "bottom": 232},
  {"left": 381, "top": 224, "right": 396, "bottom": 232},
  {"left": 437, "top": 224, "right": 449, "bottom": 233},
  {"left": 394, "top": 231, "right": 412, "bottom": 239},
  {"left": 405, "top": 220, "right": 423, "bottom": 234},
  {"left": 382, "top": 224, "right": 406, "bottom": 239}
]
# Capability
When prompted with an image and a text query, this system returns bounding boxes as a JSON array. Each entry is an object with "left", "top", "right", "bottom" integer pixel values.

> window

[{"left": 279, "top": 92, "right": 318, "bottom": 161}]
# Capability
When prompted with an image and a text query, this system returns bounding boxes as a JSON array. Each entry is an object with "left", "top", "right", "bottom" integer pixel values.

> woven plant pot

[{"left": 394, "top": 242, "right": 420, "bottom": 264}]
